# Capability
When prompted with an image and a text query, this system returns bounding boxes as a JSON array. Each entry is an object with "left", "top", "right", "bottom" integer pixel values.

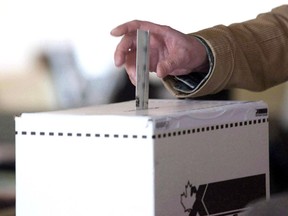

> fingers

[
  {"left": 110, "top": 20, "right": 167, "bottom": 37},
  {"left": 125, "top": 53, "right": 137, "bottom": 85},
  {"left": 110, "top": 20, "right": 147, "bottom": 37},
  {"left": 111, "top": 20, "right": 166, "bottom": 64},
  {"left": 111, "top": 20, "right": 176, "bottom": 83},
  {"left": 111, "top": 21, "right": 149, "bottom": 67},
  {"left": 111, "top": 20, "right": 160, "bottom": 74},
  {"left": 114, "top": 33, "right": 136, "bottom": 67}
]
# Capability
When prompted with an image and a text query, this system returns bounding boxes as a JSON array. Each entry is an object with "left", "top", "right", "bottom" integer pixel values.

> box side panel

[
  {"left": 16, "top": 132, "right": 155, "bottom": 216},
  {"left": 154, "top": 118, "right": 269, "bottom": 216}
]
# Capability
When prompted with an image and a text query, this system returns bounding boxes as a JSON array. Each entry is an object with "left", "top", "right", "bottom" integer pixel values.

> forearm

[{"left": 163, "top": 5, "right": 288, "bottom": 98}]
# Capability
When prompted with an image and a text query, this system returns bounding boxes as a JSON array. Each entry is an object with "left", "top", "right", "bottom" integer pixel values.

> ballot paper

[
  {"left": 136, "top": 29, "right": 150, "bottom": 110},
  {"left": 15, "top": 99, "right": 270, "bottom": 216}
]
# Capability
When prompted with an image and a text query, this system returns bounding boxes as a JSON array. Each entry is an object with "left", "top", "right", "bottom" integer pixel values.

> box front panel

[
  {"left": 154, "top": 118, "right": 269, "bottom": 216},
  {"left": 16, "top": 132, "right": 155, "bottom": 216}
]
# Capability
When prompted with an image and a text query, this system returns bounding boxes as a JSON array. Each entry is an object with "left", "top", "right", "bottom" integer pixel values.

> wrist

[{"left": 192, "top": 35, "right": 214, "bottom": 73}]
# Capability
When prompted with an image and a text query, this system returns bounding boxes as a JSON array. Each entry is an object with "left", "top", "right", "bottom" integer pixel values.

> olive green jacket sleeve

[{"left": 163, "top": 5, "right": 288, "bottom": 98}]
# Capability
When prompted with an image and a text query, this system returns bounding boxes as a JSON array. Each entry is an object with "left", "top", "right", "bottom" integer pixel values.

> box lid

[{"left": 15, "top": 99, "right": 268, "bottom": 134}]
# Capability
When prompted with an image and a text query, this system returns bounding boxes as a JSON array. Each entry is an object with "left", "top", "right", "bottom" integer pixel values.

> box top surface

[
  {"left": 19, "top": 99, "right": 267, "bottom": 118},
  {"left": 15, "top": 99, "right": 268, "bottom": 133},
  {"left": 16, "top": 99, "right": 267, "bottom": 119}
]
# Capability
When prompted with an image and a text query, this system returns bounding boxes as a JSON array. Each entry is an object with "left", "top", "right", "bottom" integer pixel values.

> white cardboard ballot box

[{"left": 15, "top": 99, "right": 270, "bottom": 216}]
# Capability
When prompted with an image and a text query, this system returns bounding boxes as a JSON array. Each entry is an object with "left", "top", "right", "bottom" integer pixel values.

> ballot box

[{"left": 15, "top": 99, "right": 270, "bottom": 216}]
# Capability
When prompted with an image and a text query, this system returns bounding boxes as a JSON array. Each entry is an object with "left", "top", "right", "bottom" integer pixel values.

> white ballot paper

[{"left": 136, "top": 29, "right": 150, "bottom": 110}]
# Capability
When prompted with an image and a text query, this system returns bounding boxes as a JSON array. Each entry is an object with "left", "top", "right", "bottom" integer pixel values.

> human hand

[{"left": 110, "top": 20, "right": 209, "bottom": 85}]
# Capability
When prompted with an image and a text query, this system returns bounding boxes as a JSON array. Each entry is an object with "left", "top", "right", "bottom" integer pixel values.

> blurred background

[{"left": 0, "top": 0, "right": 288, "bottom": 215}]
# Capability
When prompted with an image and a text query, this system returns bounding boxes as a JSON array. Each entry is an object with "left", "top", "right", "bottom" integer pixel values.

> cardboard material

[{"left": 15, "top": 99, "right": 270, "bottom": 216}]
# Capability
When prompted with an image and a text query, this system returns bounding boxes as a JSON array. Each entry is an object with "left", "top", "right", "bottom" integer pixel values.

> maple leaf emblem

[
  {"left": 180, "top": 181, "right": 197, "bottom": 213},
  {"left": 180, "top": 181, "right": 208, "bottom": 216}
]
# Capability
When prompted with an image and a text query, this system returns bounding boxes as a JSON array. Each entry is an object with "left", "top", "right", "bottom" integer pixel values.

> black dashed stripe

[{"left": 15, "top": 118, "right": 268, "bottom": 139}]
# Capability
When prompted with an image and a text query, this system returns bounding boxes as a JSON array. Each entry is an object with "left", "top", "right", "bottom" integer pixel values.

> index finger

[{"left": 110, "top": 20, "right": 166, "bottom": 37}]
